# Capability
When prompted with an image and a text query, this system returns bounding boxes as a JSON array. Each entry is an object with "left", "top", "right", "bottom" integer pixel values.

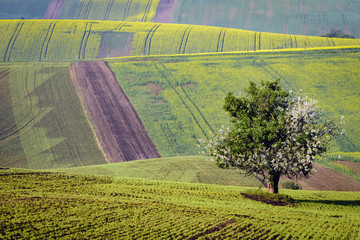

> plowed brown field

[
  {"left": 43, "top": 0, "right": 65, "bottom": 19},
  {"left": 70, "top": 61, "right": 160, "bottom": 163},
  {"left": 283, "top": 164, "right": 360, "bottom": 191}
]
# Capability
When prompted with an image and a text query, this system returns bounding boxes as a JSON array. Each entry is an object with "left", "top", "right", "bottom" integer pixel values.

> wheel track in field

[
  {"left": 122, "top": 0, "right": 133, "bottom": 21},
  {"left": 104, "top": 0, "right": 114, "bottom": 20},
  {"left": 4, "top": 22, "right": 24, "bottom": 62},
  {"left": 78, "top": 22, "right": 93, "bottom": 60},
  {"left": 178, "top": 25, "right": 194, "bottom": 54},
  {"left": 154, "top": 63, "right": 213, "bottom": 139},
  {"left": 84, "top": 0, "right": 94, "bottom": 20},
  {"left": 216, "top": 28, "right": 227, "bottom": 52},
  {"left": 75, "top": 0, "right": 85, "bottom": 19},
  {"left": 39, "top": 22, "right": 58, "bottom": 61},
  {"left": 142, "top": 0, "right": 152, "bottom": 22},
  {"left": 143, "top": 24, "right": 161, "bottom": 55},
  {"left": 161, "top": 64, "right": 214, "bottom": 134}
]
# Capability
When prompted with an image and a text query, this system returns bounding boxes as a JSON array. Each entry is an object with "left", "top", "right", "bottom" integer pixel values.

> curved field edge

[
  {"left": 1, "top": 168, "right": 359, "bottom": 239},
  {"left": 70, "top": 61, "right": 160, "bottom": 163},
  {"left": 0, "top": 20, "right": 360, "bottom": 62},
  {"left": 107, "top": 48, "right": 360, "bottom": 157},
  {"left": 0, "top": 62, "right": 106, "bottom": 169},
  {"left": 56, "top": 156, "right": 360, "bottom": 191}
]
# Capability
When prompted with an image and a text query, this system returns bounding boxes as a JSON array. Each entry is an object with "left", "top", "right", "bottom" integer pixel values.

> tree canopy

[{"left": 204, "top": 80, "right": 343, "bottom": 193}]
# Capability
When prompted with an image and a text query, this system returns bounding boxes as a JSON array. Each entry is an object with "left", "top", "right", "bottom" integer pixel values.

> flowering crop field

[
  {"left": 108, "top": 48, "right": 360, "bottom": 157},
  {"left": 0, "top": 20, "right": 360, "bottom": 62},
  {"left": 60, "top": 0, "right": 160, "bottom": 21},
  {"left": 0, "top": 62, "right": 106, "bottom": 169},
  {"left": 1, "top": 168, "right": 359, "bottom": 239}
]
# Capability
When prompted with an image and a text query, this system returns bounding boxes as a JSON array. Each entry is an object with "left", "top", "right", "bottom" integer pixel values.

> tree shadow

[{"left": 296, "top": 199, "right": 360, "bottom": 207}]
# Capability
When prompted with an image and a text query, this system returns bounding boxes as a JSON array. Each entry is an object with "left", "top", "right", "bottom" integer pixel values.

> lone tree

[{"left": 204, "top": 80, "right": 343, "bottom": 193}]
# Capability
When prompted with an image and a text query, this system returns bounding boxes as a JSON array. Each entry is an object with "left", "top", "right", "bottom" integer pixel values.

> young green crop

[
  {"left": 60, "top": 0, "right": 160, "bottom": 21},
  {"left": 1, "top": 168, "right": 359, "bottom": 239},
  {"left": 108, "top": 49, "right": 360, "bottom": 158},
  {"left": 0, "top": 62, "right": 106, "bottom": 169}
]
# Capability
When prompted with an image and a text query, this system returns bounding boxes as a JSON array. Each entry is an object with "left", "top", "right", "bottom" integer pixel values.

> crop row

[
  {"left": 0, "top": 63, "right": 106, "bottom": 169},
  {"left": 1, "top": 169, "right": 359, "bottom": 239},
  {"left": 60, "top": 0, "right": 160, "bottom": 21},
  {"left": 1, "top": 20, "right": 360, "bottom": 62},
  {"left": 108, "top": 49, "right": 360, "bottom": 157}
]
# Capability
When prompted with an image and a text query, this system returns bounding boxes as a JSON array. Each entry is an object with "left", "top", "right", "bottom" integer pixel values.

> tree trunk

[{"left": 268, "top": 172, "right": 280, "bottom": 194}]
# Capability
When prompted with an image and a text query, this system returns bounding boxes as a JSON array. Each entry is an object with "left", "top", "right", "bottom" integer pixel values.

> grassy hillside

[
  {"left": 0, "top": 63, "right": 106, "bottom": 169},
  {"left": 108, "top": 48, "right": 360, "bottom": 157},
  {"left": 1, "top": 168, "right": 359, "bottom": 239},
  {"left": 56, "top": 156, "right": 260, "bottom": 187},
  {"left": 0, "top": 20, "right": 359, "bottom": 62}
]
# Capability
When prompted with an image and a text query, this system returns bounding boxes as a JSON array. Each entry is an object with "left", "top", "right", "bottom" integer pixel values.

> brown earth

[
  {"left": 43, "top": 0, "right": 66, "bottom": 19},
  {"left": 282, "top": 164, "right": 360, "bottom": 191},
  {"left": 154, "top": 0, "right": 176, "bottom": 23},
  {"left": 337, "top": 161, "right": 360, "bottom": 174},
  {"left": 70, "top": 61, "right": 160, "bottom": 163}
]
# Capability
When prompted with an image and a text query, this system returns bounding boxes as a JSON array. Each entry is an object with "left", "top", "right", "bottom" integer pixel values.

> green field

[
  {"left": 1, "top": 168, "right": 359, "bottom": 239},
  {"left": 2, "top": 0, "right": 360, "bottom": 39},
  {"left": 0, "top": 63, "right": 106, "bottom": 169},
  {"left": 56, "top": 156, "right": 260, "bottom": 187},
  {"left": 0, "top": 20, "right": 359, "bottom": 62},
  {"left": 108, "top": 49, "right": 360, "bottom": 157}
]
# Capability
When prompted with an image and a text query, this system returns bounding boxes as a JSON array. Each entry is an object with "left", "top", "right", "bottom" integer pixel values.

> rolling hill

[
  {"left": 1, "top": 168, "right": 359, "bottom": 239},
  {"left": 2, "top": 0, "right": 360, "bottom": 39},
  {"left": 1, "top": 19, "right": 359, "bottom": 62},
  {"left": 1, "top": 1, "right": 360, "bottom": 239}
]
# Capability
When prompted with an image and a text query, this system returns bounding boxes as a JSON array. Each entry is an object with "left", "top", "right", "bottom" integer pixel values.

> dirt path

[
  {"left": 43, "top": 0, "right": 66, "bottom": 19},
  {"left": 283, "top": 164, "right": 360, "bottom": 191},
  {"left": 70, "top": 61, "right": 160, "bottom": 163}
]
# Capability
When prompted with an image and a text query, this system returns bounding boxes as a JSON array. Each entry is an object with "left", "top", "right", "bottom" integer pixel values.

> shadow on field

[{"left": 297, "top": 199, "right": 360, "bottom": 207}]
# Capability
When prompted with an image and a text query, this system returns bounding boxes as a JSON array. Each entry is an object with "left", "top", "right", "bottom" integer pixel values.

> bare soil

[
  {"left": 70, "top": 61, "right": 160, "bottom": 163},
  {"left": 43, "top": 0, "right": 66, "bottom": 19},
  {"left": 337, "top": 161, "right": 360, "bottom": 174},
  {"left": 282, "top": 164, "right": 360, "bottom": 191},
  {"left": 154, "top": 0, "right": 176, "bottom": 23}
]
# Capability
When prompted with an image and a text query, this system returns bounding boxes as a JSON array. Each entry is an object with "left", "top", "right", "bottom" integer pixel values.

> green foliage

[
  {"left": 108, "top": 49, "right": 360, "bottom": 158},
  {"left": 282, "top": 181, "right": 302, "bottom": 190},
  {"left": 0, "top": 63, "right": 106, "bottom": 169},
  {"left": 321, "top": 29, "right": 355, "bottom": 39},
  {"left": 1, "top": 168, "right": 359, "bottom": 239}
]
